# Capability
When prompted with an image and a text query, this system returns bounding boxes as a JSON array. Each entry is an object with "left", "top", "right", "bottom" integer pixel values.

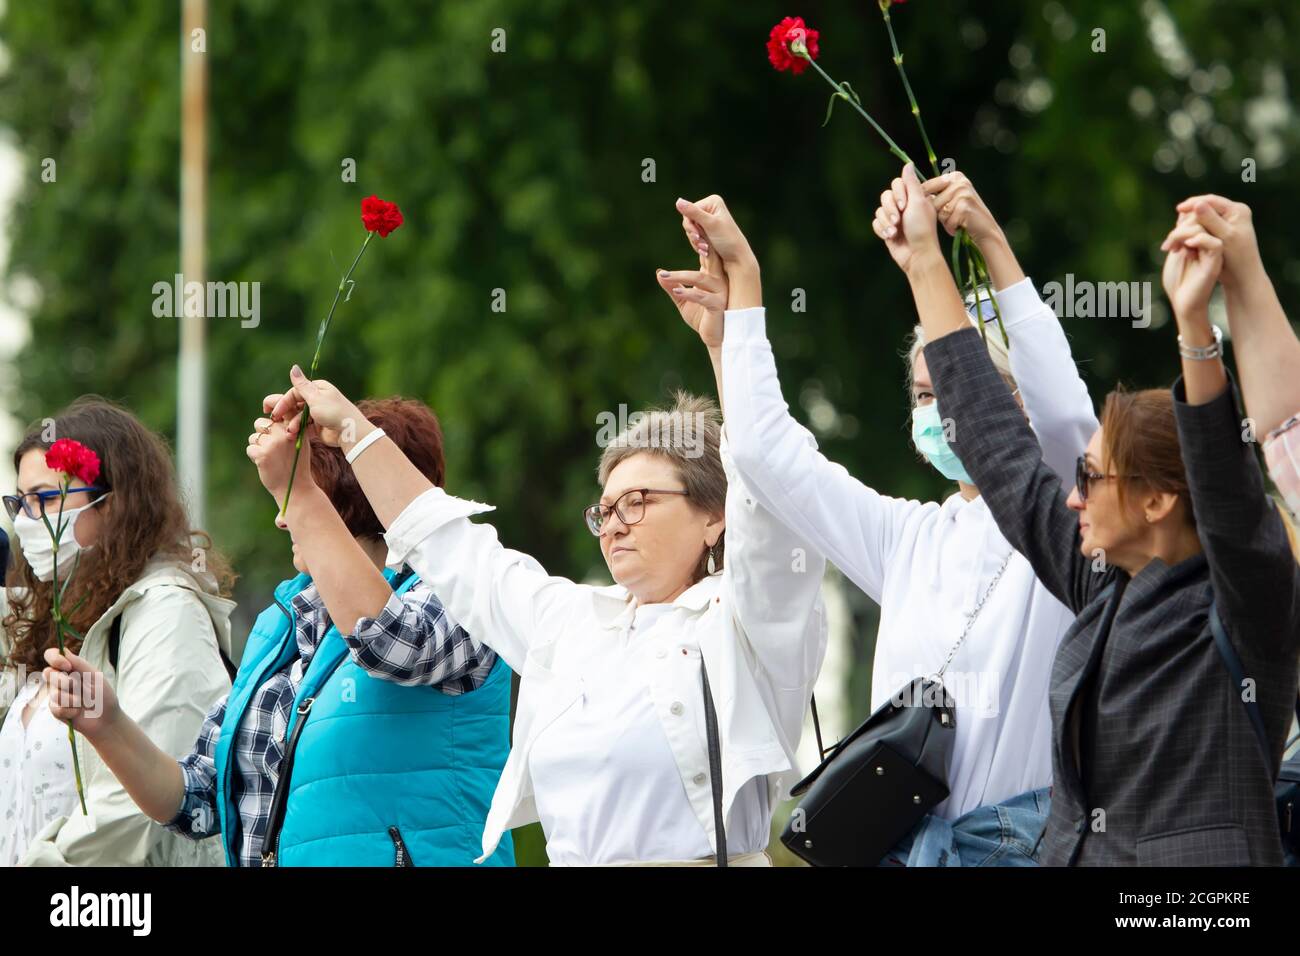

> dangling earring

[{"left": 706, "top": 543, "right": 719, "bottom": 576}]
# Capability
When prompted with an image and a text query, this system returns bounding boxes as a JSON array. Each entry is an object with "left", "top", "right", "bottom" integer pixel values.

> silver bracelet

[
  {"left": 345, "top": 427, "right": 386, "bottom": 465},
  {"left": 1177, "top": 324, "right": 1223, "bottom": 360}
]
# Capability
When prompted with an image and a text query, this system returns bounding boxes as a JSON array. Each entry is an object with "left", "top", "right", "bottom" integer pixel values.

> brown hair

[
  {"left": 309, "top": 397, "right": 447, "bottom": 540},
  {"left": 1099, "top": 386, "right": 1194, "bottom": 525},
  {"left": 596, "top": 391, "right": 726, "bottom": 581},
  {"left": 4, "top": 397, "right": 234, "bottom": 671}
]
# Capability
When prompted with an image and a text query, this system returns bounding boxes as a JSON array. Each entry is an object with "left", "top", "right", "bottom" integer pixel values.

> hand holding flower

[
  {"left": 43, "top": 648, "right": 120, "bottom": 743},
  {"left": 248, "top": 415, "right": 317, "bottom": 503},
  {"left": 270, "top": 366, "right": 371, "bottom": 449},
  {"left": 919, "top": 170, "right": 1002, "bottom": 246}
]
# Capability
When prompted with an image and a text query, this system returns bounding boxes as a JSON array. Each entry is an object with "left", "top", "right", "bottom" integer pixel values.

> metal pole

[{"left": 178, "top": 0, "right": 207, "bottom": 527}]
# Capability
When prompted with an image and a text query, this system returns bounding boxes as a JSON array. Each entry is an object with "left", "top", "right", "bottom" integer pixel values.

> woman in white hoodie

[
  {"left": 656, "top": 173, "right": 1097, "bottom": 866},
  {"left": 0, "top": 397, "right": 236, "bottom": 866}
]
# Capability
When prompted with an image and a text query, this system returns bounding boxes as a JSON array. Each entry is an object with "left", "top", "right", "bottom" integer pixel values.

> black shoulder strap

[
  {"left": 1208, "top": 600, "right": 1294, "bottom": 766},
  {"left": 107, "top": 614, "right": 123, "bottom": 672},
  {"left": 700, "top": 657, "right": 727, "bottom": 868}
]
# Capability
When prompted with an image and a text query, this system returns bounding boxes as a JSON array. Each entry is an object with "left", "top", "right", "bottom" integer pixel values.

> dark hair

[
  {"left": 309, "top": 397, "right": 447, "bottom": 540},
  {"left": 1100, "top": 386, "right": 1194, "bottom": 525},
  {"left": 4, "top": 396, "right": 234, "bottom": 671}
]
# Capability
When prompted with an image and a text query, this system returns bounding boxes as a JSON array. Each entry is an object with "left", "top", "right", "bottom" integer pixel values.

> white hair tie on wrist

[{"left": 345, "top": 427, "right": 386, "bottom": 465}]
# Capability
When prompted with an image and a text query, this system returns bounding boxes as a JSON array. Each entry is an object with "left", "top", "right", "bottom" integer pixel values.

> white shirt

[
  {"left": 383, "top": 434, "right": 828, "bottom": 864},
  {"left": 720, "top": 278, "right": 1098, "bottom": 819},
  {"left": 0, "top": 680, "right": 80, "bottom": 865},
  {"left": 530, "top": 601, "right": 769, "bottom": 864}
]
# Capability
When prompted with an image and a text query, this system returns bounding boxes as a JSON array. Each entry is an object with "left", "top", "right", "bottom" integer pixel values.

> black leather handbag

[
  {"left": 780, "top": 553, "right": 1011, "bottom": 867},
  {"left": 780, "top": 677, "right": 955, "bottom": 867}
]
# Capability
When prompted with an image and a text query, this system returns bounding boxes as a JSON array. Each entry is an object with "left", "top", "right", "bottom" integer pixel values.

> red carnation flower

[
  {"left": 360, "top": 195, "right": 404, "bottom": 237},
  {"left": 46, "top": 438, "right": 100, "bottom": 486},
  {"left": 767, "top": 16, "right": 820, "bottom": 75}
]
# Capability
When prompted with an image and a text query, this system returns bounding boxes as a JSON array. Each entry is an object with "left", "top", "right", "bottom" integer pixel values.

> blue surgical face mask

[{"left": 911, "top": 401, "right": 973, "bottom": 485}]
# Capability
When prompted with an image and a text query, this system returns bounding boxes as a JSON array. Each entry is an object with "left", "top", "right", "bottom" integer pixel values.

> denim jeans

[{"left": 879, "top": 786, "right": 1051, "bottom": 867}]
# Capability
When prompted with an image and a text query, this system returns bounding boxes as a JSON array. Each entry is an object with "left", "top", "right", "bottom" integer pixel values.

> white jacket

[
  {"left": 1, "top": 560, "right": 237, "bottom": 866},
  {"left": 382, "top": 435, "right": 828, "bottom": 862}
]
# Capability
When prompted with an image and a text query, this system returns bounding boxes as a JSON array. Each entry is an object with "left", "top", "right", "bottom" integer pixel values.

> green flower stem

[
  {"left": 279, "top": 230, "right": 375, "bottom": 518},
  {"left": 42, "top": 480, "right": 88, "bottom": 814},
  {"left": 879, "top": 0, "right": 940, "bottom": 177},
  {"left": 966, "top": 246, "right": 987, "bottom": 342},
  {"left": 798, "top": 53, "right": 920, "bottom": 173},
  {"left": 966, "top": 235, "right": 1009, "bottom": 346}
]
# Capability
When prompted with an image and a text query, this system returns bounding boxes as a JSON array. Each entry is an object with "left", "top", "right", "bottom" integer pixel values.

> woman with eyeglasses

[
  {"left": 0, "top": 397, "right": 236, "bottom": 866},
  {"left": 875, "top": 164, "right": 1300, "bottom": 864},
  {"left": 256, "top": 365, "right": 828, "bottom": 866},
  {"left": 660, "top": 174, "right": 1099, "bottom": 867}
]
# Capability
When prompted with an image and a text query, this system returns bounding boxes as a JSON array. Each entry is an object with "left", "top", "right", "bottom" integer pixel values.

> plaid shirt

[{"left": 164, "top": 572, "right": 497, "bottom": 867}]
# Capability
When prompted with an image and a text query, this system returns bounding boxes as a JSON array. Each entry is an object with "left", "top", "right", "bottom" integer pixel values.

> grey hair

[
  {"left": 906, "top": 312, "right": 1017, "bottom": 400},
  {"left": 596, "top": 390, "right": 725, "bottom": 578}
]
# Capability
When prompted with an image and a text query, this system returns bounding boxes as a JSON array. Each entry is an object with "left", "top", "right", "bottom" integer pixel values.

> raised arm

[
  {"left": 876, "top": 165, "right": 1105, "bottom": 611},
  {"left": 719, "top": 432, "right": 829, "bottom": 694},
  {"left": 668, "top": 194, "right": 919, "bottom": 603},
  {"left": 268, "top": 375, "right": 577, "bottom": 674},
  {"left": 1164, "top": 195, "right": 1300, "bottom": 435},
  {"left": 247, "top": 410, "right": 392, "bottom": 638},
  {"left": 918, "top": 169, "right": 1097, "bottom": 480},
  {"left": 1160, "top": 208, "right": 1300, "bottom": 649}
]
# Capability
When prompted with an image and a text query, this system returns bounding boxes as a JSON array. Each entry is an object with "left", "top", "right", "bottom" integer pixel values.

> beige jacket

[{"left": 0, "top": 559, "right": 238, "bottom": 866}]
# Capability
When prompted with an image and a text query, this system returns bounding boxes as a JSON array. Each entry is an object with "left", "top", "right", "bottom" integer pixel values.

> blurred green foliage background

[{"left": 1, "top": 0, "right": 1297, "bottom": 864}]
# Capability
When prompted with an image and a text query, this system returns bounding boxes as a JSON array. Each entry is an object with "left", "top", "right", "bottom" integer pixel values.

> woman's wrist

[
  {"left": 971, "top": 228, "right": 1025, "bottom": 290},
  {"left": 1219, "top": 255, "right": 1268, "bottom": 294},
  {"left": 1174, "top": 306, "right": 1214, "bottom": 343},
  {"left": 339, "top": 416, "right": 379, "bottom": 457},
  {"left": 726, "top": 258, "right": 762, "bottom": 310},
  {"left": 81, "top": 699, "right": 124, "bottom": 746},
  {"left": 904, "top": 247, "right": 949, "bottom": 284}
]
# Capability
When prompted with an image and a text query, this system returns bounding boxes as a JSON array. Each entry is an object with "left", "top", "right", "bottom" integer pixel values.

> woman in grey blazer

[{"left": 870, "top": 164, "right": 1299, "bottom": 866}]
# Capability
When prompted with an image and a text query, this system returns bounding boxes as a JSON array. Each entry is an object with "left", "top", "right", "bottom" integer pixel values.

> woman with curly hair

[{"left": 0, "top": 397, "right": 236, "bottom": 866}]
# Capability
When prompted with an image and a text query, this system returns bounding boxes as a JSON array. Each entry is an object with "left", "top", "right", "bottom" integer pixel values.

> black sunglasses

[{"left": 1074, "top": 456, "right": 1129, "bottom": 504}]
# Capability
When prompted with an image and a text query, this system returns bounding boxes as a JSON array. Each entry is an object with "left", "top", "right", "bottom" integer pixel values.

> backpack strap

[
  {"left": 107, "top": 613, "right": 123, "bottom": 672},
  {"left": 107, "top": 608, "right": 237, "bottom": 682}
]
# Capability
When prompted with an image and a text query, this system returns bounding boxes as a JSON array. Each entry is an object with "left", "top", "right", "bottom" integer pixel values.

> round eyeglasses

[
  {"left": 584, "top": 488, "right": 688, "bottom": 536},
  {"left": 3, "top": 487, "right": 105, "bottom": 521}
]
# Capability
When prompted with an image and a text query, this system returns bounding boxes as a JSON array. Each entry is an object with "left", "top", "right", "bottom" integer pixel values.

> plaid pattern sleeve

[
  {"left": 164, "top": 691, "right": 226, "bottom": 841},
  {"left": 345, "top": 581, "right": 497, "bottom": 693},
  {"left": 1173, "top": 376, "right": 1300, "bottom": 651},
  {"left": 1264, "top": 413, "right": 1300, "bottom": 515},
  {"left": 924, "top": 326, "right": 1113, "bottom": 612}
]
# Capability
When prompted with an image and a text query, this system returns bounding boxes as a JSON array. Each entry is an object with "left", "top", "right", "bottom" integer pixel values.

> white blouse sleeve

[
  {"left": 721, "top": 307, "right": 919, "bottom": 603},
  {"left": 719, "top": 432, "right": 828, "bottom": 693},
  {"left": 999, "top": 277, "right": 1099, "bottom": 481},
  {"left": 382, "top": 487, "right": 583, "bottom": 674}
]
